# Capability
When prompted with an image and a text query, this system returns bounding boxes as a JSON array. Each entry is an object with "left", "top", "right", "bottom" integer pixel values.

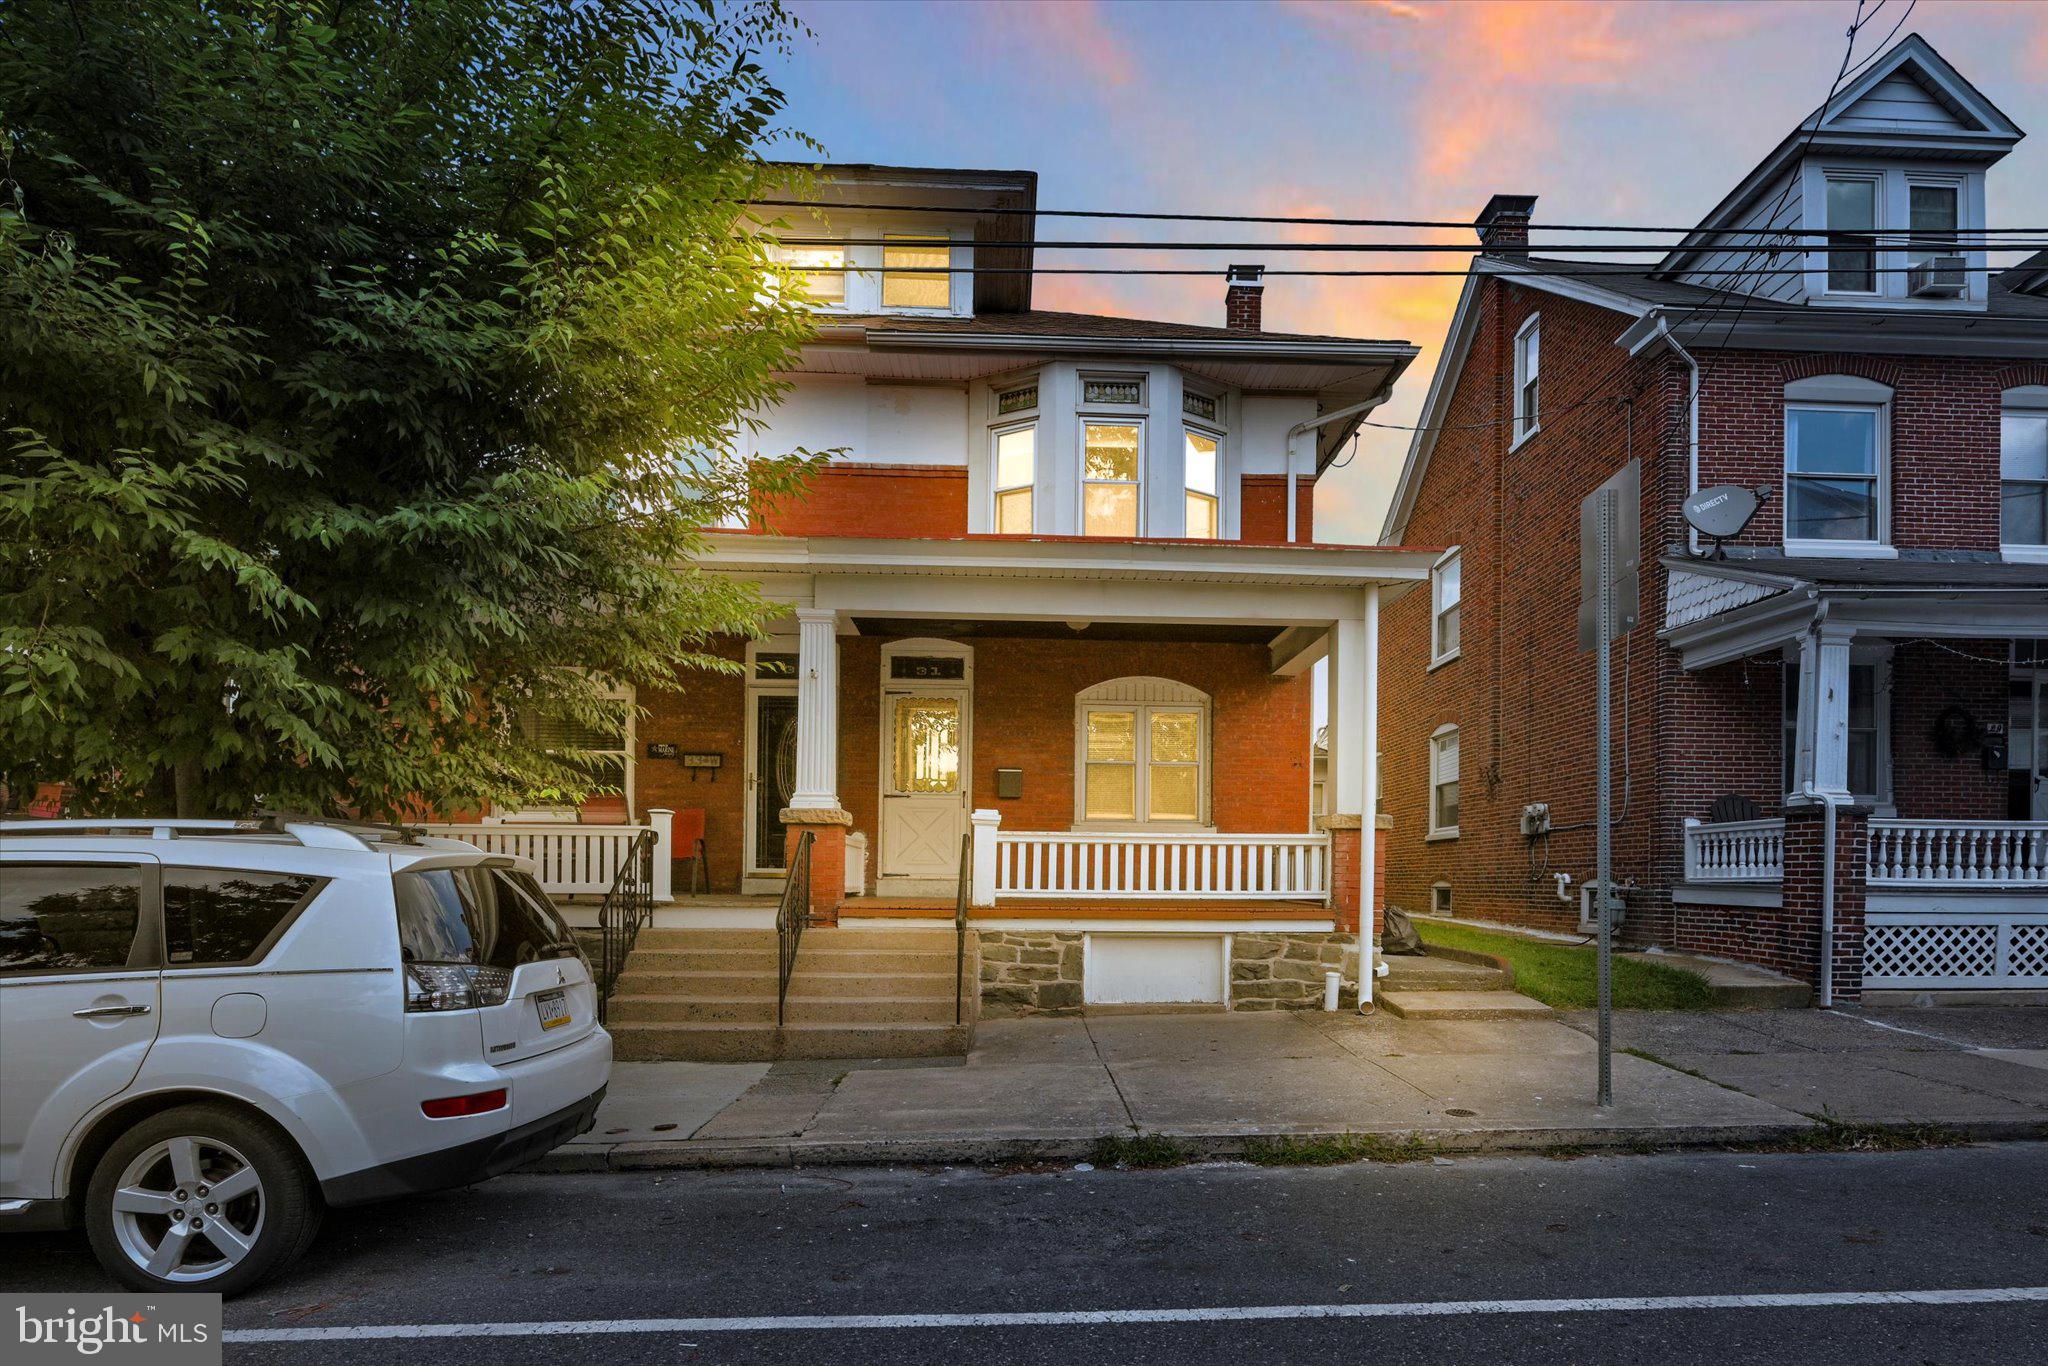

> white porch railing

[
  {"left": 988, "top": 826, "right": 1330, "bottom": 902},
  {"left": 1683, "top": 817, "right": 1785, "bottom": 882},
  {"left": 1868, "top": 819, "right": 2048, "bottom": 888},
  {"left": 418, "top": 808, "right": 673, "bottom": 900}
]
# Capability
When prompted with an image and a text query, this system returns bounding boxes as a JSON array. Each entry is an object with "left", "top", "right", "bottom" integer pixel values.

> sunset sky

[{"left": 763, "top": 0, "right": 2048, "bottom": 543}]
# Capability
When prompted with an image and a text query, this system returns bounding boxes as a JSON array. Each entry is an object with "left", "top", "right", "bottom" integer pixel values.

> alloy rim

[{"left": 110, "top": 1136, "right": 265, "bottom": 1282}]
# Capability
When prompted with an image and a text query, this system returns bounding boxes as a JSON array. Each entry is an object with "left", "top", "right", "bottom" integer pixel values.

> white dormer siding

[{"left": 1657, "top": 35, "right": 2020, "bottom": 312}]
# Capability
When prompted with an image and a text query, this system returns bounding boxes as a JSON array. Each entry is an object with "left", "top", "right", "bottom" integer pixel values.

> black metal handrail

[
  {"left": 595, "top": 827, "right": 658, "bottom": 1024},
  {"left": 954, "top": 830, "right": 972, "bottom": 1026},
  {"left": 776, "top": 829, "right": 814, "bottom": 1026}
]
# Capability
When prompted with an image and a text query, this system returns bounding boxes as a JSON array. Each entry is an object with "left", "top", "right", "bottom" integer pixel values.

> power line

[
  {"left": 820, "top": 262, "right": 2039, "bottom": 278},
  {"left": 777, "top": 235, "right": 2048, "bottom": 254},
  {"left": 746, "top": 197, "right": 2045, "bottom": 237}
]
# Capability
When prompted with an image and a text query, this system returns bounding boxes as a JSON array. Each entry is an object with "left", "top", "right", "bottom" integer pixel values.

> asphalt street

[{"left": 5, "top": 1143, "right": 2047, "bottom": 1364}]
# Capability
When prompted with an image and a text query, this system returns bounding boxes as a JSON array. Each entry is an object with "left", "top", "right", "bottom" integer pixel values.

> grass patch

[
  {"left": 1762, "top": 1115, "right": 1975, "bottom": 1155},
  {"left": 1090, "top": 1133, "right": 1191, "bottom": 1169},
  {"left": 1417, "top": 921, "right": 1715, "bottom": 1011},
  {"left": 1241, "top": 1133, "right": 1441, "bottom": 1166}
]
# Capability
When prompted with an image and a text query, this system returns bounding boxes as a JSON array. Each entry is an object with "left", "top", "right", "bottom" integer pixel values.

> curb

[{"left": 524, "top": 1118, "right": 2048, "bottom": 1173}]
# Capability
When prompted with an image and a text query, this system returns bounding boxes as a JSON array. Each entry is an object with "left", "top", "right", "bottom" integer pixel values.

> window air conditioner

[{"left": 1907, "top": 255, "right": 1967, "bottom": 299}]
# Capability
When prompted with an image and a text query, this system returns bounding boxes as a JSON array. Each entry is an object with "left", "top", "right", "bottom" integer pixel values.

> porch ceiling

[{"left": 849, "top": 617, "right": 1276, "bottom": 644}]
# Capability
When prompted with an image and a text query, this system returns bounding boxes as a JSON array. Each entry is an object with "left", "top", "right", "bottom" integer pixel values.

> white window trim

[
  {"left": 1431, "top": 882, "right": 1453, "bottom": 916},
  {"left": 1783, "top": 377, "right": 1892, "bottom": 557},
  {"left": 1079, "top": 415, "right": 1146, "bottom": 538},
  {"left": 1511, "top": 314, "right": 1541, "bottom": 448},
  {"left": 1430, "top": 546, "right": 1463, "bottom": 669},
  {"left": 1819, "top": 171, "right": 1884, "bottom": 297},
  {"left": 990, "top": 419, "right": 1038, "bottom": 535},
  {"left": 2001, "top": 386, "right": 2048, "bottom": 561},
  {"left": 1427, "top": 723, "right": 1460, "bottom": 841},
  {"left": 1182, "top": 422, "right": 1225, "bottom": 540},
  {"left": 1072, "top": 683, "right": 1212, "bottom": 831},
  {"left": 504, "top": 681, "right": 637, "bottom": 821}
]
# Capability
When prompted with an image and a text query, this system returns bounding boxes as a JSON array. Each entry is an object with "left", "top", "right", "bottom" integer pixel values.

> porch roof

[{"left": 1662, "top": 553, "right": 2048, "bottom": 669}]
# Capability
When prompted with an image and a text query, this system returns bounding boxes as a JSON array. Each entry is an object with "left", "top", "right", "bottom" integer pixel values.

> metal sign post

[{"left": 1579, "top": 460, "right": 1639, "bottom": 1108}]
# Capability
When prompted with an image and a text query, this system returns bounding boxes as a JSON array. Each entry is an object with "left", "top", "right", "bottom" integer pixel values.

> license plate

[{"left": 535, "top": 988, "right": 571, "bottom": 1031}]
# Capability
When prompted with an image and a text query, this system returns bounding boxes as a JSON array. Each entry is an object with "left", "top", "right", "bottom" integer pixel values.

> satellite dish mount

[{"left": 1682, "top": 484, "right": 1771, "bottom": 560}]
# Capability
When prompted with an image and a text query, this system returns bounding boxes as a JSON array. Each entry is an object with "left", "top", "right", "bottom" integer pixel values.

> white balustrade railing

[
  {"left": 419, "top": 809, "right": 673, "bottom": 900},
  {"left": 991, "top": 828, "right": 1330, "bottom": 901},
  {"left": 1868, "top": 819, "right": 2048, "bottom": 888},
  {"left": 1683, "top": 817, "right": 1785, "bottom": 882}
]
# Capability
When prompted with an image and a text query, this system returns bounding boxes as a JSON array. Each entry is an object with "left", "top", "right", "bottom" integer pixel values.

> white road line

[{"left": 225, "top": 1286, "right": 2048, "bottom": 1342}]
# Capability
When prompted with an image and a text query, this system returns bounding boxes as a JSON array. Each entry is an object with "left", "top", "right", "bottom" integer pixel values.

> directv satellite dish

[{"left": 1682, "top": 484, "right": 1770, "bottom": 559}]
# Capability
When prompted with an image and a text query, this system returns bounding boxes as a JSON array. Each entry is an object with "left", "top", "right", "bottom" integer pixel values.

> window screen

[{"left": 163, "top": 869, "right": 322, "bottom": 966}]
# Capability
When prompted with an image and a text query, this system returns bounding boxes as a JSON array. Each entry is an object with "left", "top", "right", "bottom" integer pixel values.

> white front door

[{"left": 881, "top": 689, "right": 967, "bottom": 881}]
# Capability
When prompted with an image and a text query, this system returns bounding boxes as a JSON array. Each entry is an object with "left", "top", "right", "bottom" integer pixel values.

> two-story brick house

[
  {"left": 1380, "top": 35, "right": 2048, "bottom": 1004},
  {"left": 441, "top": 162, "right": 1434, "bottom": 1042}
]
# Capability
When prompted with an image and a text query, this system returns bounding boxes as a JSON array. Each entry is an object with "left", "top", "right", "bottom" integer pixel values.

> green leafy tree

[{"left": 0, "top": 0, "right": 824, "bottom": 817}]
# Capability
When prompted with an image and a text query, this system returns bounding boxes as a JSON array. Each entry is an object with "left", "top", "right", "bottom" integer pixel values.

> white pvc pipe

[
  {"left": 1284, "top": 393, "right": 1392, "bottom": 543},
  {"left": 1799, "top": 781, "right": 1843, "bottom": 1008}
]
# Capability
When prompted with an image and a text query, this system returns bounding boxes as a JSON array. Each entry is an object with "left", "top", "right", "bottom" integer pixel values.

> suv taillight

[{"left": 404, "top": 963, "right": 512, "bottom": 1011}]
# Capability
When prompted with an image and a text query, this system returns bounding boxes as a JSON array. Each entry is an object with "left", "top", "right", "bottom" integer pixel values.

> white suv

[{"left": 0, "top": 817, "right": 611, "bottom": 1295}]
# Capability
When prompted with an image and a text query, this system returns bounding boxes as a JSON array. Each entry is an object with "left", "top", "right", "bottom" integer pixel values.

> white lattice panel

[{"left": 1864, "top": 916, "right": 2048, "bottom": 989}]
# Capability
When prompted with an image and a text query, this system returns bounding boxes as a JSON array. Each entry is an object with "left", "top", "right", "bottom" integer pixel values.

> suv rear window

[
  {"left": 164, "top": 869, "right": 323, "bottom": 966},
  {"left": 0, "top": 864, "right": 147, "bottom": 974},
  {"left": 394, "top": 865, "right": 578, "bottom": 969}
]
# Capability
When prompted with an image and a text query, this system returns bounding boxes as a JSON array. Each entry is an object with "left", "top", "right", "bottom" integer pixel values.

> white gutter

[{"left": 1285, "top": 392, "right": 1392, "bottom": 544}]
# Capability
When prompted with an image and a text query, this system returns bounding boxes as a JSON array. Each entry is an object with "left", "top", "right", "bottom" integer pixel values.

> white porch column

[
  {"left": 1794, "top": 622, "right": 1855, "bottom": 798},
  {"left": 647, "top": 808, "right": 674, "bottom": 902},
  {"left": 789, "top": 606, "right": 842, "bottom": 811},
  {"left": 970, "top": 808, "right": 1001, "bottom": 907},
  {"left": 1329, "top": 611, "right": 1367, "bottom": 818},
  {"left": 1361, "top": 586, "right": 1380, "bottom": 1004}
]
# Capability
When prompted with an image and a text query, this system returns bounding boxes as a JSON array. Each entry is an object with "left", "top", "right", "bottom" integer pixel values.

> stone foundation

[
  {"left": 977, "top": 930, "right": 1085, "bottom": 1016},
  {"left": 1230, "top": 932, "right": 1360, "bottom": 1010}
]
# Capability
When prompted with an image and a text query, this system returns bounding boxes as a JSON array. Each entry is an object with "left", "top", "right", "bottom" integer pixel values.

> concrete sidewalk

[{"left": 535, "top": 1006, "right": 2048, "bottom": 1172}]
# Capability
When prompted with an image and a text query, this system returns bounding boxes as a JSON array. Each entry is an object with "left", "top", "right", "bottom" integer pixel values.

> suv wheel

[{"left": 85, "top": 1104, "right": 321, "bottom": 1296}]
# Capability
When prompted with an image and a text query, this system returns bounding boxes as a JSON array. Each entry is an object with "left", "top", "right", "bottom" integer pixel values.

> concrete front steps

[
  {"left": 606, "top": 926, "right": 976, "bottom": 1062},
  {"left": 1377, "top": 943, "right": 1554, "bottom": 1020}
]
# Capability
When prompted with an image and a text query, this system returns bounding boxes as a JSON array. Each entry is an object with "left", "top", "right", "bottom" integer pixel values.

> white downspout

[
  {"left": 1645, "top": 315, "right": 1703, "bottom": 556},
  {"left": 1285, "top": 392, "right": 1392, "bottom": 544},
  {"left": 1798, "top": 781, "right": 1842, "bottom": 1008}
]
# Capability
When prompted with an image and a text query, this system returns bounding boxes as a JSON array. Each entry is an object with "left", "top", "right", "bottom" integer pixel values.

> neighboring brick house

[
  {"left": 1379, "top": 35, "right": 2048, "bottom": 1004},
  {"left": 451, "top": 162, "right": 1432, "bottom": 1012}
]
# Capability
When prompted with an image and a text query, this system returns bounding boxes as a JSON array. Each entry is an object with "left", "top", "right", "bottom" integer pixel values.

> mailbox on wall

[{"left": 995, "top": 768, "right": 1023, "bottom": 800}]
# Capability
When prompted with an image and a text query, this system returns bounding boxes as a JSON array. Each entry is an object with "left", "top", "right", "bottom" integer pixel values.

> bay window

[
  {"left": 1184, "top": 428, "right": 1220, "bottom": 538},
  {"left": 993, "top": 424, "right": 1036, "bottom": 534},
  {"left": 1082, "top": 421, "right": 1142, "bottom": 536}
]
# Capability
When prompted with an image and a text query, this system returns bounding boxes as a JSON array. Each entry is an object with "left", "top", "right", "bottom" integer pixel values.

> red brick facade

[
  {"left": 756, "top": 463, "right": 968, "bottom": 538},
  {"left": 1380, "top": 274, "right": 2032, "bottom": 987}
]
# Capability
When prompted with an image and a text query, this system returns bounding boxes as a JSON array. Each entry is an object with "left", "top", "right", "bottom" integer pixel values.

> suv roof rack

[{"left": 0, "top": 812, "right": 425, "bottom": 852}]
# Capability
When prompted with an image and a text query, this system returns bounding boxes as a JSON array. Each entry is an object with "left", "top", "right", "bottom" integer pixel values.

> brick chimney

[
  {"left": 1474, "top": 194, "right": 1537, "bottom": 256},
  {"left": 1224, "top": 263, "right": 1264, "bottom": 331}
]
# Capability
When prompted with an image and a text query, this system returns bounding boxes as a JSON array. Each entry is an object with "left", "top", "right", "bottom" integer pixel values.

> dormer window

[
  {"left": 881, "top": 235, "right": 950, "bottom": 310},
  {"left": 1908, "top": 182, "right": 1960, "bottom": 265},
  {"left": 776, "top": 246, "right": 846, "bottom": 306},
  {"left": 1825, "top": 177, "right": 1879, "bottom": 293}
]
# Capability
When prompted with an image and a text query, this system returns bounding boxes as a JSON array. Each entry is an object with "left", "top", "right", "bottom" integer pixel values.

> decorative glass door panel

[{"left": 882, "top": 692, "right": 967, "bottom": 879}]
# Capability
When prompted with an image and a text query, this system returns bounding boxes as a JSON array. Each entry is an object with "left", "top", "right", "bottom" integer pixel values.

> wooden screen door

[{"left": 880, "top": 689, "right": 967, "bottom": 880}]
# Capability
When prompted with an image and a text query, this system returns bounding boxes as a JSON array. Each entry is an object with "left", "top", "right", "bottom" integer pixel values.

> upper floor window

[
  {"left": 1825, "top": 177, "right": 1879, "bottom": 293},
  {"left": 1431, "top": 548, "right": 1462, "bottom": 664},
  {"left": 778, "top": 245, "right": 846, "bottom": 305},
  {"left": 1082, "top": 420, "right": 1141, "bottom": 536},
  {"left": 881, "top": 235, "right": 950, "bottom": 310},
  {"left": 1908, "top": 182, "right": 1960, "bottom": 266},
  {"left": 2005, "top": 397, "right": 2048, "bottom": 550},
  {"left": 1428, "top": 725, "right": 1460, "bottom": 839},
  {"left": 1184, "top": 429, "right": 1219, "bottom": 538},
  {"left": 1513, "top": 316, "right": 1540, "bottom": 442},
  {"left": 993, "top": 424, "right": 1036, "bottom": 534},
  {"left": 1784, "top": 377, "right": 1890, "bottom": 552}
]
